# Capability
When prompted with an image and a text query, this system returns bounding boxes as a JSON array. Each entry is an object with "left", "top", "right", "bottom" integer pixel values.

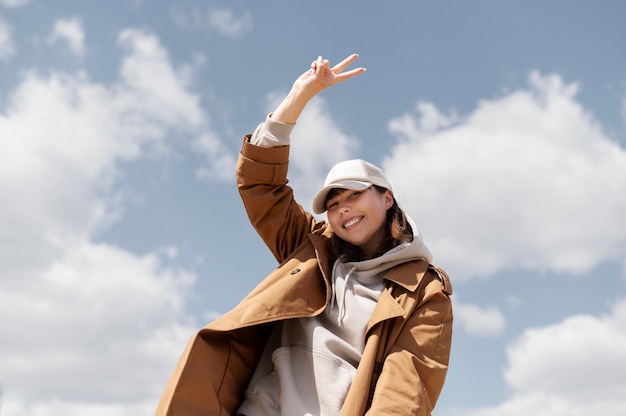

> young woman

[{"left": 157, "top": 54, "right": 453, "bottom": 416}]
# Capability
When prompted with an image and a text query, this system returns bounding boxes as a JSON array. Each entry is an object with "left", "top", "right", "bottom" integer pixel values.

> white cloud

[
  {"left": 169, "top": 5, "right": 252, "bottom": 39},
  {"left": 384, "top": 71, "right": 626, "bottom": 279},
  {"left": 0, "top": 243, "right": 196, "bottom": 414},
  {"left": 0, "top": 0, "right": 28, "bottom": 7},
  {"left": 208, "top": 8, "right": 253, "bottom": 39},
  {"left": 0, "top": 29, "right": 223, "bottom": 275},
  {"left": 46, "top": 17, "right": 86, "bottom": 56},
  {"left": 116, "top": 29, "right": 204, "bottom": 127},
  {"left": 0, "top": 28, "right": 227, "bottom": 414},
  {"left": 2, "top": 398, "right": 155, "bottom": 416},
  {"left": 169, "top": 4, "right": 202, "bottom": 30},
  {"left": 116, "top": 29, "right": 235, "bottom": 177},
  {"left": 450, "top": 297, "right": 626, "bottom": 416},
  {"left": 454, "top": 302, "right": 506, "bottom": 336},
  {"left": 194, "top": 130, "right": 238, "bottom": 181},
  {"left": 0, "top": 17, "right": 14, "bottom": 59}
]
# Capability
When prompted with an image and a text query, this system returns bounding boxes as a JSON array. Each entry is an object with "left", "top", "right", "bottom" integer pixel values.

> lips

[{"left": 343, "top": 216, "right": 363, "bottom": 229}]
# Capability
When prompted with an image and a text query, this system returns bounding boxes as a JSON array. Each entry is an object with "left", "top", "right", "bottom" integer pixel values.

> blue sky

[{"left": 1, "top": 1, "right": 625, "bottom": 415}]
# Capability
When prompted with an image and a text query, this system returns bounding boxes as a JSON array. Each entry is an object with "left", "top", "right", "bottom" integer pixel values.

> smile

[{"left": 343, "top": 217, "right": 362, "bottom": 229}]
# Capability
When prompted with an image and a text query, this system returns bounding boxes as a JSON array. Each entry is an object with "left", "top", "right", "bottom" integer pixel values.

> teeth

[{"left": 344, "top": 218, "right": 360, "bottom": 228}]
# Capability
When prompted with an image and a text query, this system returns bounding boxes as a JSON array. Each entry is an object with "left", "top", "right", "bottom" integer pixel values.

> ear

[{"left": 383, "top": 190, "right": 394, "bottom": 209}]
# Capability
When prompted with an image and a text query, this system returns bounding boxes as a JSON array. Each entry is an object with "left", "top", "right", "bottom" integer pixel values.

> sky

[{"left": 1, "top": 0, "right": 625, "bottom": 415}]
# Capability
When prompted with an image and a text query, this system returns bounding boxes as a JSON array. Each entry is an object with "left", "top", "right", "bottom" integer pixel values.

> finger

[
  {"left": 331, "top": 53, "right": 360, "bottom": 73},
  {"left": 334, "top": 67, "right": 366, "bottom": 84},
  {"left": 309, "top": 59, "right": 317, "bottom": 75},
  {"left": 314, "top": 55, "right": 326, "bottom": 76}
]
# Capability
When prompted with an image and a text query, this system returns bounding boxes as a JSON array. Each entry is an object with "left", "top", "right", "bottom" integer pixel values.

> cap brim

[{"left": 312, "top": 180, "right": 371, "bottom": 214}]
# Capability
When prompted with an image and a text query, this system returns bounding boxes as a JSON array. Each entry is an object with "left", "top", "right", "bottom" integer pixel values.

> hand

[
  {"left": 271, "top": 54, "right": 366, "bottom": 124},
  {"left": 293, "top": 54, "right": 366, "bottom": 100}
]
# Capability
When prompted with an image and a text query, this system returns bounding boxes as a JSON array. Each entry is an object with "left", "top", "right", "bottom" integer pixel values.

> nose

[{"left": 337, "top": 199, "right": 351, "bottom": 214}]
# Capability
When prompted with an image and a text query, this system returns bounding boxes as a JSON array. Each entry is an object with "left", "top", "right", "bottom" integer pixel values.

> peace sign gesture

[
  {"left": 298, "top": 54, "right": 365, "bottom": 95},
  {"left": 272, "top": 54, "right": 366, "bottom": 124}
]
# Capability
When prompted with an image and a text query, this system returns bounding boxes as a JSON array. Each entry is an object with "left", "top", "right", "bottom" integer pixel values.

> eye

[
  {"left": 326, "top": 201, "right": 338, "bottom": 211},
  {"left": 349, "top": 191, "right": 362, "bottom": 199}
]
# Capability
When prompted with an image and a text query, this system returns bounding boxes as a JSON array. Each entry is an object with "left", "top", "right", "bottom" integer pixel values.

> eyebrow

[
  {"left": 325, "top": 189, "right": 351, "bottom": 206},
  {"left": 326, "top": 188, "right": 366, "bottom": 207}
]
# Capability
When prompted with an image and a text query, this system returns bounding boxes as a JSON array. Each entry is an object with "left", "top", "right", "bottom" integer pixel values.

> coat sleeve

[
  {"left": 367, "top": 270, "right": 453, "bottom": 415},
  {"left": 236, "top": 136, "right": 324, "bottom": 263}
]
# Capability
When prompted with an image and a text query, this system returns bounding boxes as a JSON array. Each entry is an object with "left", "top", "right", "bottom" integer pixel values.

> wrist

[{"left": 271, "top": 89, "right": 311, "bottom": 124}]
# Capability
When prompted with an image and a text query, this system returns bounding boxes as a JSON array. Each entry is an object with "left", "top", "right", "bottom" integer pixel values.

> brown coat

[{"left": 156, "top": 138, "right": 453, "bottom": 415}]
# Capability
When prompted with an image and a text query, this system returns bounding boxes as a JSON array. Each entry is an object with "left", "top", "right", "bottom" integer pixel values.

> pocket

[
  {"left": 239, "top": 369, "right": 280, "bottom": 416},
  {"left": 272, "top": 345, "right": 357, "bottom": 415}
]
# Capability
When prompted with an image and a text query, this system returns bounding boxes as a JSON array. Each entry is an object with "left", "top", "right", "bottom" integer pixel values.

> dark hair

[{"left": 328, "top": 186, "right": 414, "bottom": 262}]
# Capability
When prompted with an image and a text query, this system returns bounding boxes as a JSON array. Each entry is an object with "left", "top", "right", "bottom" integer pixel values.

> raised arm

[
  {"left": 238, "top": 54, "right": 365, "bottom": 262},
  {"left": 271, "top": 54, "right": 366, "bottom": 124}
]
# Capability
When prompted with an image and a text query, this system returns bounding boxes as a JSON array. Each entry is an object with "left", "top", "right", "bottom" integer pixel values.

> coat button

[{"left": 290, "top": 268, "right": 301, "bottom": 275}]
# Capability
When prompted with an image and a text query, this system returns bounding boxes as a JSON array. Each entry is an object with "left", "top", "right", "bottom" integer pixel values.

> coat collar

[{"left": 381, "top": 260, "right": 429, "bottom": 292}]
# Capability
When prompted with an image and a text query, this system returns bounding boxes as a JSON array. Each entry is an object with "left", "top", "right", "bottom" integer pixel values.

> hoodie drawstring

[{"left": 331, "top": 264, "right": 357, "bottom": 327}]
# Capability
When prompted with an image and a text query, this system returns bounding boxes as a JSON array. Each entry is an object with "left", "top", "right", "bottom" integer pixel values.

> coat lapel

[{"left": 366, "top": 288, "right": 405, "bottom": 334}]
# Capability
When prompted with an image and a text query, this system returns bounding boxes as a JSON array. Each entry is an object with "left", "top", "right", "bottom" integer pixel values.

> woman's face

[{"left": 326, "top": 187, "right": 394, "bottom": 256}]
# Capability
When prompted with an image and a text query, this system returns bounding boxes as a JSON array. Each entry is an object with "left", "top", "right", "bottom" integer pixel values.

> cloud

[
  {"left": 116, "top": 28, "right": 204, "bottom": 128},
  {"left": 193, "top": 130, "right": 238, "bottom": 181},
  {"left": 116, "top": 29, "right": 235, "bottom": 177},
  {"left": 208, "top": 8, "right": 253, "bottom": 39},
  {"left": 0, "top": 17, "right": 14, "bottom": 59},
  {"left": 384, "top": 72, "right": 626, "bottom": 279},
  {"left": 0, "top": 28, "right": 227, "bottom": 414},
  {"left": 170, "top": 5, "right": 253, "bottom": 39},
  {"left": 0, "top": 0, "right": 28, "bottom": 7},
  {"left": 450, "top": 297, "right": 626, "bottom": 416},
  {"left": 0, "top": 243, "right": 196, "bottom": 415},
  {"left": 46, "top": 17, "right": 86, "bottom": 56},
  {"left": 454, "top": 302, "right": 506, "bottom": 337},
  {"left": 0, "top": 28, "right": 225, "bottom": 276}
]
